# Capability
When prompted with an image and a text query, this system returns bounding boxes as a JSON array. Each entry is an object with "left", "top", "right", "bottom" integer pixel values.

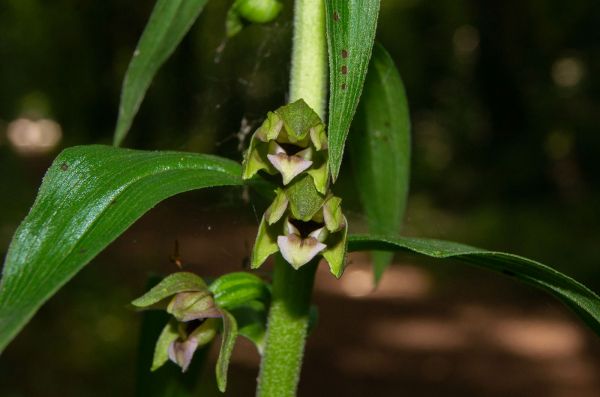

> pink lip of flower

[
  {"left": 168, "top": 336, "right": 199, "bottom": 372},
  {"left": 267, "top": 143, "right": 314, "bottom": 185},
  {"left": 277, "top": 222, "right": 328, "bottom": 269}
]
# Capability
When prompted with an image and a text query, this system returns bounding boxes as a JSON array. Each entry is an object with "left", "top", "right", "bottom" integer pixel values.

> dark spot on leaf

[
  {"left": 502, "top": 270, "right": 516, "bottom": 277},
  {"left": 79, "top": 248, "right": 88, "bottom": 255},
  {"left": 333, "top": 11, "right": 339, "bottom": 21},
  {"left": 341, "top": 83, "right": 347, "bottom": 90},
  {"left": 341, "top": 65, "right": 348, "bottom": 75},
  {"left": 60, "top": 163, "right": 68, "bottom": 171},
  {"left": 341, "top": 49, "right": 348, "bottom": 58},
  {"left": 110, "top": 199, "right": 118, "bottom": 206}
]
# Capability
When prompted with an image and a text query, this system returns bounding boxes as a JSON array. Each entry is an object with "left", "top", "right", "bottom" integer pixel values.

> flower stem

[
  {"left": 256, "top": 1, "right": 327, "bottom": 395},
  {"left": 288, "top": 0, "right": 327, "bottom": 119},
  {"left": 256, "top": 256, "right": 317, "bottom": 397}
]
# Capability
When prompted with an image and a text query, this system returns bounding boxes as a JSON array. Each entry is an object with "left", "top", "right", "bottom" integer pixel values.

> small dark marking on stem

[
  {"left": 341, "top": 65, "right": 348, "bottom": 75},
  {"left": 341, "top": 83, "right": 347, "bottom": 90},
  {"left": 333, "top": 11, "right": 339, "bottom": 22},
  {"left": 110, "top": 199, "right": 118, "bottom": 206},
  {"left": 341, "top": 49, "right": 348, "bottom": 58},
  {"left": 60, "top": 163, "right": 69, "bottom": 171}
]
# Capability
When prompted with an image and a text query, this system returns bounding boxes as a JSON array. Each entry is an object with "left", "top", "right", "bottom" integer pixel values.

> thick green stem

[
  {"left": 288, "top": 0, "right": 327, "bottom": 119},
  {"left": 256, "top": 1, "right": 327, "bottom": 395},
  {"left": 256, "top": 257, "right": 317, "bottom": 397}
]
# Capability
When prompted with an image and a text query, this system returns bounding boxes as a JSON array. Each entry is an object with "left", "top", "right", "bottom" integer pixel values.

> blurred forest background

[{"left": 1, "top": 0, "right": 600, "bottom": 396}]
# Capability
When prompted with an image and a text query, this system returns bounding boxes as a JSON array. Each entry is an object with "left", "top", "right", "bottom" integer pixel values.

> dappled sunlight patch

[
  {"left": 314, "top": 252, "right": 432, "bottom": 299},
  {"left": 369, "top": 319, "right": 467, "bottom": 351},
  {"left": 490, "top": 318, "right": 584, "bottom": 359}
]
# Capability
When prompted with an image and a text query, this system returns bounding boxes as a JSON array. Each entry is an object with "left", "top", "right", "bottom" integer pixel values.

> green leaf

[
  {"left": 132, "top": 272, "right": 209, "bottom": 308},
  {"left": 349, "top": 43, "right": 411, "bottom": 283},
  {"left": 113, "top": 0, "right": 209, "bottom": 146},
  {"left": 324, "top": 0, "right": 381, "bottom": 180},
  {"left": 348, "top": 235, "right": 600, "bottom": 334},
  {"left": 216, "top": 310, "right": 238, "bottom": 392},
  {"left": 0, "top": 145, "right": 242, "bottom": 352}
]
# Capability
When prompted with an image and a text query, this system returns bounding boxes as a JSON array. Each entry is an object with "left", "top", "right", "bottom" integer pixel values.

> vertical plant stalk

[
  {"left": 288, "top": 0, "right": 327, "bottom": 118},
  {"left": 257, "top": 256, "right": 318, "bottom": 397},
  {"left": 257, "top": 0, "right": 327, "bottom": 396}
]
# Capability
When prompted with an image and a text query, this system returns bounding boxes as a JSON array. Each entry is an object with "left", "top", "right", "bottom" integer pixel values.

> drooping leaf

[
  {"left": 113, "top": 0, "right": 209, "bottom": 146},
  {"left": 0, "top": 145, "right": 242, "bottom": 352},
  {"left": 216, "top": 310, "right": 238, "bottom": 392},
  {"left": 349, "top": 43, "right": 411, "bottom": 283},
  {"left": 348, "top": 235, "right": 600, "bottom": 334},
  {"left": 324, "top": 0, "right": 381, "bottom": 180}
]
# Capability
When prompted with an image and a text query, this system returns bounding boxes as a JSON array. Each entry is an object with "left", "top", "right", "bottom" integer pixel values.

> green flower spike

[{"left": 242, "top": 99, "right": 329, "bottom": 194}]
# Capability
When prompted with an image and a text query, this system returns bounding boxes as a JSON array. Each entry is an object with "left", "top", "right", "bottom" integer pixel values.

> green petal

[
  {"left": 322, "top": 196, "right": 345, "bottom": 232},
  {"left": 166, "top": 291, "right": 221, "bottom": 322},
  {"left": 265, "top": 189, "right": 289, "bottom": 225}
]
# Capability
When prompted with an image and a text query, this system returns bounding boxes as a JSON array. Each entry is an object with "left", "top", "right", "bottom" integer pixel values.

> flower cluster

[
  {"left": 242, "top": 99, "right": 348, "bottom": 277},
  {"left": 131, "top": 273, "right": 227, "bottom": 372},
  {"left": 132, "top": 271, "right": 269, "bottom": 392}
]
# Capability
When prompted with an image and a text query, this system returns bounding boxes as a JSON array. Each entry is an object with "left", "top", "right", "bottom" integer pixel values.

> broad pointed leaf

[
  {"left": 348, "top": 235, "right": 600, "bottom": 334},
  {"left": 113, "top": 0, "right": 209, "bottom": 146},
  {"left": 349, "top": 43, "right": 411, "bottom": 283},
  {"left": 0, "top": 145, "right": 242, "bottom": 352},
  {"left": 325, "top": 0, "right": 380, "bottom": 180}
]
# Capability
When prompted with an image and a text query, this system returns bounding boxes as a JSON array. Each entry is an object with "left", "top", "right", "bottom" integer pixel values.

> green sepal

[
  {"left": 242, "top": 133, "right": 276, "bottom": 180},
  {"left": 216, "top": 310, "right": 239, "bottom": 392},
  {"left": 264, "top": 189, "right": 289, "bottom": 224},
  {"left": 151, "top": 319, "right": 180, "bottom": 371},
  {"left": 166, "top": 291, "right": 220, "bottom": 322},
  {"left": 209, "top": 272, "right": 270, "bottom": 310},
  {"left": 275, "top": 99, "right": 323, "bottom": 143},
  {"left": 131, "top": 272, "right": 208, "bottom": 308},
  {"left": 251, "top": 215, "right": 280, "bottom": 269},
  {"left": 322, "top": 217, "right": 348, "bottom": 278},
  {"left": 285, "top": 174, "right": 326, "bottom": 221}
]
